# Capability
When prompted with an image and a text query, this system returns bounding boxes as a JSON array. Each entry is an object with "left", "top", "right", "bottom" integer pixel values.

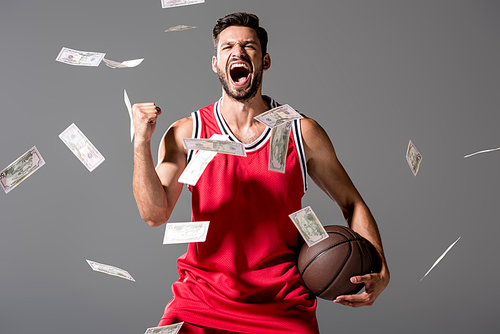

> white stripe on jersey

[
  {"left": 214, "top": 97, "right": 276, "bottom": 152},
  {"left": 292, "top": 118, "right": 308, "bottom": 192},
  {"left": 187, "top": 110, "right": 201, "bottom": 164},
  {"left": 186, "top": 97, "right": 308, "bottom": 192}
]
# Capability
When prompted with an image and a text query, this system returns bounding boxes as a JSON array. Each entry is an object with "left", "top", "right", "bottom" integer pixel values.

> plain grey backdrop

[{"left": 1, "top": 0, "right": 499, "bottom": 333}]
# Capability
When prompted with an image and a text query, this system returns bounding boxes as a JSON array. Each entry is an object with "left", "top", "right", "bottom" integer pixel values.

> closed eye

[{"left": 221, "top": 43, "right": 233, "bottom": 51}]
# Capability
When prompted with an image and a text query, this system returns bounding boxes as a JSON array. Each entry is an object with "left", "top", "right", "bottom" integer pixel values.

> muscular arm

[
  {"left": 301, "top": 117, "right": 390, "bottom": 307},
  {"left": 133, "top": 117, "right": 192, "bottom": 227}
]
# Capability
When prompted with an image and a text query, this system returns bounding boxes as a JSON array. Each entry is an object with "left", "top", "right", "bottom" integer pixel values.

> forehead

[{"left": 217, "top": 26, "right": 261, "bottom": 47}]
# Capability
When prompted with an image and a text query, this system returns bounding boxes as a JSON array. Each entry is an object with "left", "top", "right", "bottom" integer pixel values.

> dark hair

[{"left": 212, "top": 12, "right": 268, "bottom": 56}]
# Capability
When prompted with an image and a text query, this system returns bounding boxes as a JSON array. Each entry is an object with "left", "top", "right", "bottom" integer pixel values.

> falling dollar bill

[
  {"left": 182, "top": 138, "right": 246, "bottom": 157},
  {"left": 86, "top": 260, "right": 135, "bottom": 282},
  {"left": 163, "top": 221, "right": 210, "bottom": 244},
  {"left": 165, "top": 25, "right": 197, "bottom": 32},
  {"left": 55, "top": 47, "right": 105, "bottom": 67},
  {"left": 0, "top": 146, "right": 45, "bottom": 194},
  {"left": 463, "top": 146, "right": 500, "bottom": 159},
  {"left": 161, "top": 0, "right": 204, "bottom": 8},
  {"left": 289, "top": 206, "right": 329, "bottom": 247},
  {"left": 269, "top": 122, "right": 292, "bottom": 173},
  {"left": 179, "top": 151, "right": 216, "bottom": 185},
  {"left": 59, "top": 123, "right": 105, "bottom": 172},
  {"left": 145, "top": 322, "right": 184, "bottom": 334},
  {"left": 103, "top": 58, "right": 144, "bottom": 69},
  {"left": 406, "top": 140, "right": 422, "bottom": 176},
  {"left": 178, "top": 134, "right": 228, "bottom": 185},
  {"left": 254, "top": 104, "right": 302, "bottom": 128},
  {"left": 124, "top": 89, "right": 134, "bottom": 142},
  {"left": 420, "top": 237, "right": 461, "bottom": 281}
]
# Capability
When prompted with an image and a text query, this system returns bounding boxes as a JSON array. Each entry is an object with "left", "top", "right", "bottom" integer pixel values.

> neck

[{"left": 219, "top": 91, "right": 270, "bottom": 131}]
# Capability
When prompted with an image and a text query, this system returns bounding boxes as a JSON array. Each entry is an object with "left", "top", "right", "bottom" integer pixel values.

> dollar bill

[
  {"left": 163, "top": 221, "right": 210, "bottom": 244},
  {"left": 289, "top": 206, "right": 329, "bottom": 247},
  {"left": 406, "top": 140, "right": 422, "bottom": 176},
  {"left": 420, "top": 237, "right": 461, "bottom": 281},
  {"left": 178, "top": 134, "right": 228, "bottom": 185},
  {"left": 463, "top": 146, "right": 500, "bottom": 158},
  {"left": 254, "top": 104, "right": 302, "bottom": 128},
  {"left": 165, "top": 25, "right": 197, "bottom": 32},
  {"left": 161, "top": 0, "right": 204, "bottom": 8},
  {"left": 59, "top": 123, "right": 105, "bottom": 172},
  {"left": 178, "top": 151, "right": 216, "bottom": 185},
  {"left": 55, "top": 47, "right": 105, "bottom": 67},
  {"left": 0, "top": 146, "right": 45, "bottom": 194},
  {"left": 124, "top": 89, "right": 134, "bottom": 142},
  {"left": 269, "top": 122, "right": 292, "bottom": 173},
  {"left": 182, "top": 138, "right": 246, "bottom": 157},
  {"left": 145, "top": 322, "right": 184, "bottom": 334},
  {"left": 103, "top": 58, "right": 144, "bottom": 68},
  {"left": 86, "top": 260, "right": 135, "bottom": 282}
]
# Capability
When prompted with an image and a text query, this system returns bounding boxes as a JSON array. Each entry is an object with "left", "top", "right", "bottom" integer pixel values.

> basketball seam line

[
  {"left": 316, "top": 240, "right": 353, "bottom": 297},
  {"left": 300, "top": 237, "right": 366, "bottom": 276}
]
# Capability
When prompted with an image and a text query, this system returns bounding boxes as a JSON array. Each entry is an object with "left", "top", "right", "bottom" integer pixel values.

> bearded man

[{"left": 132, "top": 12, "right": 390, "bottom": 334}]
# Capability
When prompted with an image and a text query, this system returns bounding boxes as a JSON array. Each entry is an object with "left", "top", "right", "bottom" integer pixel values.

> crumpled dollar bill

[{"left": 0, "top": 146, "right": 45, "bottom": 194}]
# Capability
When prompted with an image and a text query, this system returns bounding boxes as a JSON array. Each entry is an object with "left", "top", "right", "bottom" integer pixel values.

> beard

[{"left": 217, "top": 61, "right": 263, "bottom": 103}]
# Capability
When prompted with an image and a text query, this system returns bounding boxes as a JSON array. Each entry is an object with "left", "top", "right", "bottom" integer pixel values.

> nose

[{"left": 231, "top": 43, "right": 247, "bottom": 58}]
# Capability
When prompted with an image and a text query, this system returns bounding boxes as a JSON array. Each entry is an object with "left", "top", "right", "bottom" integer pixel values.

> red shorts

[{"left": 158, "top": 316, "right": 244, "bottom": 334}]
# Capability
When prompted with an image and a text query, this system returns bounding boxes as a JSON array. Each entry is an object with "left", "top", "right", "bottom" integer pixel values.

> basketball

[{"left": 297, "top": 225, "right": 380, "bottom": 301}]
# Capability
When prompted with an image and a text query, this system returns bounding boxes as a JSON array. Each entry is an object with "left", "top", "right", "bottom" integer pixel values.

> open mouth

[{"left": 229, "top": 62, "right": 251, "bottom": 86}]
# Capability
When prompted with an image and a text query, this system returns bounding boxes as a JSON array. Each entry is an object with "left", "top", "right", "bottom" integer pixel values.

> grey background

[{"left": 1, "top": 0, "right": 499, "bottom": 333}]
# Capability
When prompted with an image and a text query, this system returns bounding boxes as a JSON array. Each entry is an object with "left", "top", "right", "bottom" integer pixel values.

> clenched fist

[{"left": 132, "top": 102, "right": 162, "bottom": 144}]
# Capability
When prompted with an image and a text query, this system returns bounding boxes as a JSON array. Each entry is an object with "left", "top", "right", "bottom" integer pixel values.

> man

[{"left": 133, "top": 12, "right": 389, "bottom": 334}]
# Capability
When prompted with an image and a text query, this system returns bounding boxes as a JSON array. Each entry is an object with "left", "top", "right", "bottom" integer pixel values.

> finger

[
  {"left": 334, "top": 293, "right": 365, "bottom": 304},
  {"left": 350, "top": 273, "right": 374, "bottom": 284},
  {"left": 334, "top": 292, "right": 374, "bottom": 308},
  {"left": 134, "top": 102, "right": 156, "bottom": 108},
  {"left": 335, "top": 299, "right": 372, "bottom": 308},
  {"left": 134, "top": 107, "right": 161, "bottom": 118},
  {"left": 142, "top": 106, "right": 161, "bottom": 115},
  {"left": 334, "top": 299, "right": 362, "bottom": 308},
  {"left": 133, "top": 103, "right": 159, "bottom": 115},
  {"left": 138, "top": 105, "right": 160, "bottom": 112}
]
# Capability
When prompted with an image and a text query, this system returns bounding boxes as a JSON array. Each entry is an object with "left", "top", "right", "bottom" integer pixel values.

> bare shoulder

[
  {"left": 300, "top": 116, "right": 337, "bottom": 162},
  {"left": 158, "top": 116, "right": 193, "bottom": 163},
  {"left": 161, "top": 116, "right": 192, "bottom": 146},
  {"left": 167, "top": 116, "right": 193, "bottom": 141}
]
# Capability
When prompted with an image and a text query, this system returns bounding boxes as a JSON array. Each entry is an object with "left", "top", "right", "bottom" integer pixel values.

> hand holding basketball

[
  {"left": 297, "top": 224, "right": 389, "bottom": 306},
  {"left": 333, "top": 268, "right": 390, "bottom": 307},
  {"left": 298, "top": 225, "right": 380, "bottom": 301}
]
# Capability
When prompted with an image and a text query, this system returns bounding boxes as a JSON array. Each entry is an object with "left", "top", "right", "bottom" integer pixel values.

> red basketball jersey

[{"left": 160, "top": 97, "right": 319, "bottom": 334}]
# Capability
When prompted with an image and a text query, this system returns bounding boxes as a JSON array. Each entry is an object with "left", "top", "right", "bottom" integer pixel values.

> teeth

[{"left": 230, "top": 63, "right": 249, "bottom": 70}]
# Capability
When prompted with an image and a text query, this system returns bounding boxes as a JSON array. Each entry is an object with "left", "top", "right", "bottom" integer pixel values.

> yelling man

[{"left": 132, "top": 12, "right": 390, "bottom": 334}]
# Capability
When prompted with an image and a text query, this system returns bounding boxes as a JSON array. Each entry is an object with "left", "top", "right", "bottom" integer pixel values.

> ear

[
  {"left": 212, "top": 55, "right": 218, "bottom": 73},
  {"left": 263, "top": 54, "right": 271, "bottom": 71}
]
